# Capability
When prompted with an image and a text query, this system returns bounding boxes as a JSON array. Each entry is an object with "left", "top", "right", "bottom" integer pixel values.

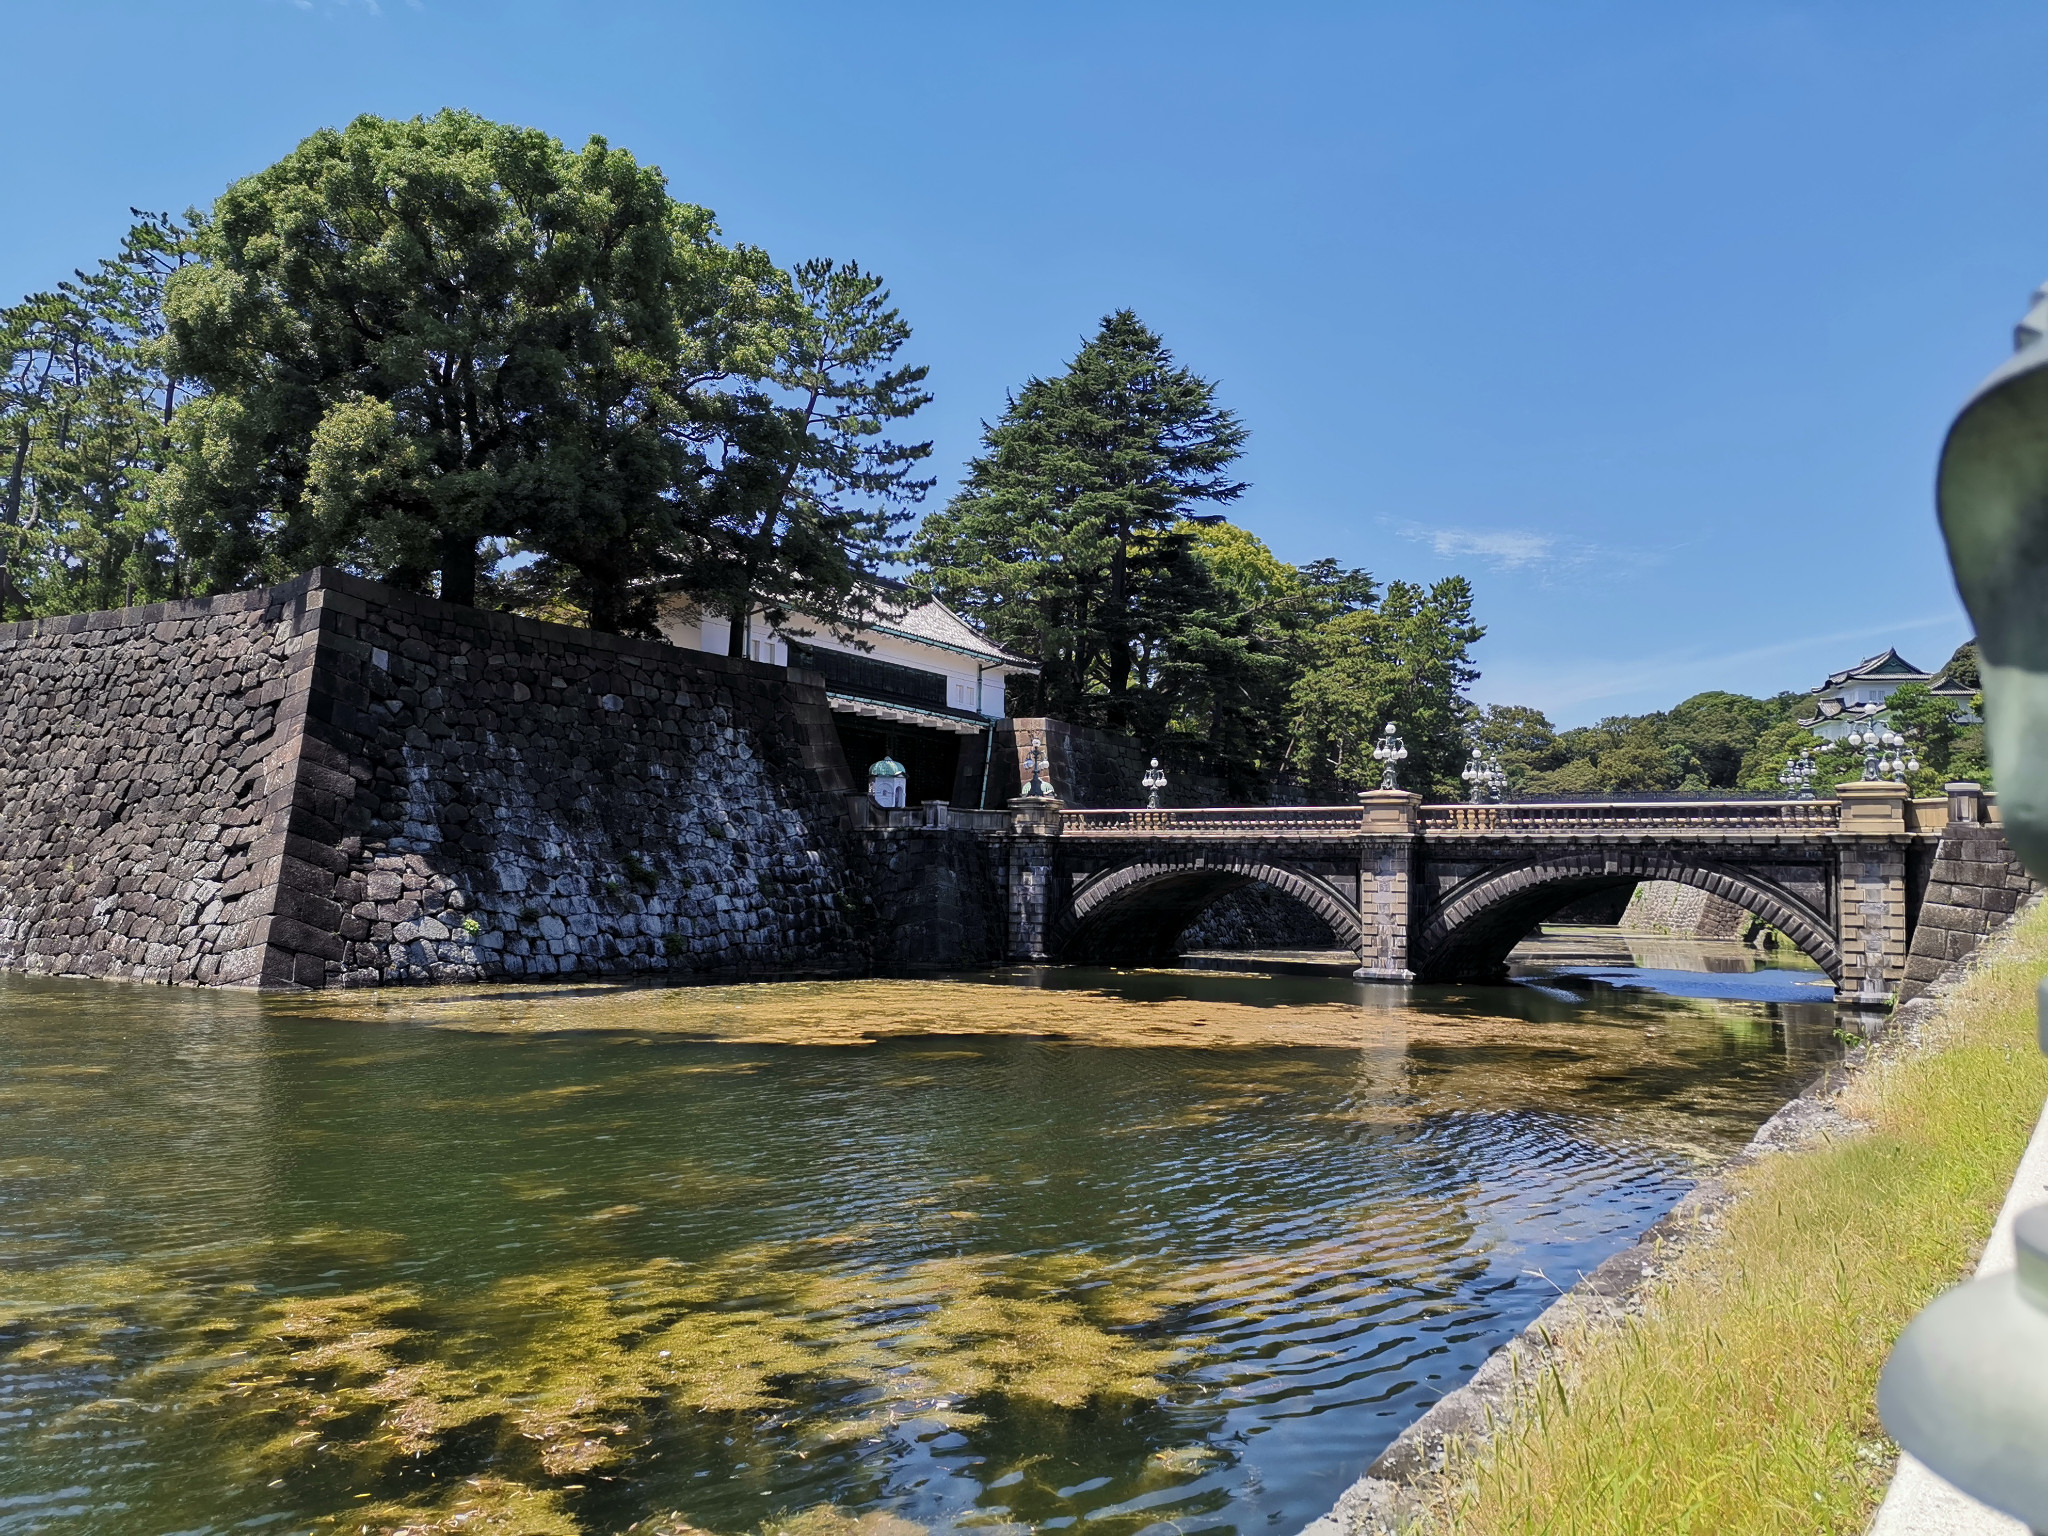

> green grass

[{"left": 1424, "top": 901, "right": 2048, "bottom": 1536}]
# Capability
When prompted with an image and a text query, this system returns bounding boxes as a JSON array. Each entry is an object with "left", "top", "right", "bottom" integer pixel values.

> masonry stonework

[
  {"left": 1619, "top": 880, "right": 1751, "bottom": 937},
  {"left": 0, "top": 583, "right": 315, "bottom": 984},
  {"left": 1, "top": 570, "right": 881, "bottom": 988},
  {"left": 1900, "top": 784, "right": 2039, "bottom": 1000},
  {"left": 8, "top": 586, "right": 2039, "bottom": 1004}
]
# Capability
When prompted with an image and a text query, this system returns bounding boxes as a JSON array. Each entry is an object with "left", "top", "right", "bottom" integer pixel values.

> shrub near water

[{"left": 1431, "top": 902, "right": 2048, "bottom": 1536}]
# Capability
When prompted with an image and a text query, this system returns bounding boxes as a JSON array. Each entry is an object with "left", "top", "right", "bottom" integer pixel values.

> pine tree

[
  {"left": 911, "top": 311, "right": 1246, "bottom": 735},
  {"left": 694, "top": 258, "right": 933, "bottom": 656},
  {"left": 0, "top": 211, "right": 201, "bottom": 617}
]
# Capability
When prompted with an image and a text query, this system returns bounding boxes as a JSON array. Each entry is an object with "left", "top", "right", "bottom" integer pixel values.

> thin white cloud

[
  {"left": 1384, "top": 518, "right": 1660, "bottom": 580},
  {"left": 1412, "top": 527, "right": 1557, "bottom": 569}
]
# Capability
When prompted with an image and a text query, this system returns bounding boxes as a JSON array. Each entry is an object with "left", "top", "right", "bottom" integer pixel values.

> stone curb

[{"left": 1299, "top": 895, "right": 2042, "bottom": 1536}]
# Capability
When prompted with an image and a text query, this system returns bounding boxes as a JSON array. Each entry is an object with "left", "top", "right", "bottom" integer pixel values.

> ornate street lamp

[
  {"left": 1141, "top": 757, "right": 1169, "bottom": 809},
  {"left": 1778, "top": 747, "right": 1819, "bottom": 800},
  {"left": 1372, "top": 722, "right": 1409, "bottom": 791},
  {"left": 1021, "top": 735, "right": 1055, "bottom": 798},
  {"left": 1845, "top": 703, "right": 1913, "bottom": 782},
  {"left": 1462, "top": 747, "right": 1507, "bottom": 803}
]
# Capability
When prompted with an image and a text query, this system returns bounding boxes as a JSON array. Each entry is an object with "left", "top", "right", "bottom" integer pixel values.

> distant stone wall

[
  {"left": 1548, "top": 887, "right": 1636, "bottom": 925},
  {"left": 1620, "top": 880, "right": 1750, "bottom": 938},
  {"left": 991, "top": 717, "right": 1231, "bottom": 809},
  {"left": 0, "top": 570, "right": 880, "bottom": 988},
  {"left": 1178, "top": 883, "right": 1338, "bottom": 950},
  {"left": 1901, "top": 820, "right": 2040, "bottom": 1000}
]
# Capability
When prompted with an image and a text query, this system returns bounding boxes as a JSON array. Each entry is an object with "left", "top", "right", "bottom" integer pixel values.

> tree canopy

[
  {"left": 5, "top": 127, "right": 1497, "bottom": 801},
  {"left": 3, "top": 110, "right": 929, "bottom": 637},
  {"left": 910, "top": 311, "right": 1248, "bottom": 733},
  {"left": 911, "top": 313, "right": 1483, "bottom": 798},
  {"left": 1, "top": 211, "right": 199, "bottom": 618}
]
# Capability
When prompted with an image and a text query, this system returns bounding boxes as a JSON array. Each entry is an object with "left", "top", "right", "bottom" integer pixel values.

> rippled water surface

[{"left": 0, "top": 937, "right": 1837, "bottom": 1536}]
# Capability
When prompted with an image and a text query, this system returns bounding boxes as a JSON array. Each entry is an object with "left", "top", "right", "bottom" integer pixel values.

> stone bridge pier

[{"left": 984, "top": 781, "right": 2032, "bottom": 1005}]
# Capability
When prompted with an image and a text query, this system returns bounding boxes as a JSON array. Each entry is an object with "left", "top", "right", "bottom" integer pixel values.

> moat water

[{"left": 0, "top": 932, "right": 1837, "bottom": 1536}]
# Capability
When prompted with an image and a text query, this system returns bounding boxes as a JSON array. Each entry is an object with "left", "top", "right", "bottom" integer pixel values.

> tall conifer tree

[{"left": 911, "top": 311, "right": 1246, "bottom": 735}]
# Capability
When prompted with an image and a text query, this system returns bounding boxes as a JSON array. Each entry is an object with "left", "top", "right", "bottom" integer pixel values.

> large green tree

[
  {"left": 1473, "top": 703, "right": 1561, "bottom": 785},
  {"left": 910, "top": 310, "right": 1247, "bottom": 734},
  {"left": 157, "top": 110, "right": 775, "bottom": 632},
  {"left": 1285, "top": 576, "right": 1484, "bottom": 799},
  {"left": 1161, "top": 524, "right": 1376, "bottom": 798}
]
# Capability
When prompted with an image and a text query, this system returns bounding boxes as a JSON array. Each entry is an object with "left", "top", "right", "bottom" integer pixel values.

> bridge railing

[
  {"left": 846, "top": 799, "right": 1010, "bottom": 833},
  {"left": 1059, "top": 806, "right": 1368, "bottom": 836},
  {"left": 1419, "top": 800, "right": 1842, "bottom": 832},
  {"left": 1057, "top": 800, "right": 1849, "bottom": 837}
]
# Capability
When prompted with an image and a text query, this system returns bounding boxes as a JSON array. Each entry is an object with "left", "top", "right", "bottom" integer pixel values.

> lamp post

[
  {"left": 1141, "top": 757, "right": 1168, "bottom": 809},
  {"left": 1372, "top": 722, "right": 1409, "bottom": 791},
  {"left": 1845, "top": 704, "right": 1915, "bottom": 782},
  {"left": 1778, "top": 747, "right": 1819, "bottom": 800},
  {"left": 1021, "top": 736, "right": 1054, "bottom": 798},
  {"left": 1462, "top": 747, "right": 1507, "bottom": 803}
]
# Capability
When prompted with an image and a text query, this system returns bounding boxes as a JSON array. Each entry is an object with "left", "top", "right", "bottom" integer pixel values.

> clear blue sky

[{"left": 7, "top": 2, "right": 2042, "bottom": 724}]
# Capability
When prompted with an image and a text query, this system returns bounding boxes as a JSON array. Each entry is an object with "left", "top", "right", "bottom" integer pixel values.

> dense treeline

[
  {"left": 911, "top": 311, "right": 1483, "bottom": 799},
  {"left": 0, "top": 116, "right": 1490, "bottom": 802},
  {"left": 1473, "top": 640, "right": 1988, "bottom": 797}
]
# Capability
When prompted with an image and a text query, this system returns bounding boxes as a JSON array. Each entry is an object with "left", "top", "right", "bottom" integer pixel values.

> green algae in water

[
  {"left": 7, "top": 1237, "right": 1194, "bottom": 1535},
  {"left": 0, "top": 962, "right": 1841, "bottom": 1534}
]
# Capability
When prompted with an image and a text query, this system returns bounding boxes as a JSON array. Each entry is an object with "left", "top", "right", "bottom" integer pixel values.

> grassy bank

[{"left": 1423, "top": 901, "right": 2048, "bottom": 1536}]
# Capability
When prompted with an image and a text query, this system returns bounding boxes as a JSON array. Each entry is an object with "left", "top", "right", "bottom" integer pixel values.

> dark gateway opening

[{"left": 832, "top": 717, "right": 969, "bottom": 808}]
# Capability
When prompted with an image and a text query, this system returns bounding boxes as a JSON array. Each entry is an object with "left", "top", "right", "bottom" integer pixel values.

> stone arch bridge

[{"left": 982, "top": 783, "right": 2023, "bottom": 1003}]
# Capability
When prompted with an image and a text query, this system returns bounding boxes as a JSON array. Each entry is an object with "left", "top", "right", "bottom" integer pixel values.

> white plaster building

[
  {"left": 1798, "top": 647, "right": 1977, "bottom": 741},
  {"left": 654, "top": 588, "right": 1036, "bottom": 806}
]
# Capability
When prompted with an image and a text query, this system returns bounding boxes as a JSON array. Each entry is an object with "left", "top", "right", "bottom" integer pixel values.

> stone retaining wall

[
  {"left": 0, "top": 584, "right": 306, "bottom": 984},
  {"left": 855, "top": 828, "right": 1008, "bottom": 972},
  {"left": 1177, "top": 883, "right": 1338, "bottom": 950},
  {"left": 0, "top": 570, "right": 877, "bottom": 988},
  {"left": 1901, "top": 819, "right": 2039, "bottom": 1000},
  {"left": 1620, "top": 879, "right": 1750, "bottom": 938}
]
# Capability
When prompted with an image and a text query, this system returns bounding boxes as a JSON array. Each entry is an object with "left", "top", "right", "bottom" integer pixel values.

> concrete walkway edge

[{"left": 1867, "top": 1093, "right": 2048, "bottom": 1536}]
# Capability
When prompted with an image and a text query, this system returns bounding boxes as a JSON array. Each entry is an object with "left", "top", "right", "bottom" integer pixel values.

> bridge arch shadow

[
  {"left": 1052, "top": 860, "right": 1361, "bottom": 965},
  {"left": 1413, "top": 851, "right": 1839, "bottom": 984}
]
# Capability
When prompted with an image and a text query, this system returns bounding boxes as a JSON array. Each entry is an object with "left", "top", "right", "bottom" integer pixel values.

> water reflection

[{"left": 0, "top": 953, "right": 1839, "bottom": 1536}]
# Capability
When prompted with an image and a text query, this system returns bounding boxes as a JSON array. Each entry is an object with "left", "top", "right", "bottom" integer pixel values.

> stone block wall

[
  {"left": 1177, "top": 883, "right": 1339, "bottom": 950},
  {"left": 282, "top": 571, "right": 869, "bottom": 986},
  {"left": 1901, "top": 822, "right": 2040, "bottom": 1000},
  {"left": 855, "top": 828, "right": 1008, "bottom": 972},
  {"left": 1620, "top": 880, "right": 1750, "bottom": 938},
  {"left": 0, "top": 570, "right": 883, "bottom": 988},
  {"left": 0, "top": 583, "right": 309, "bottom": 984}
]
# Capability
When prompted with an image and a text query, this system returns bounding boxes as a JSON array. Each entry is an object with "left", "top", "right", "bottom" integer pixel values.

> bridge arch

[
  {"left": 1412, "top": 850, "right": 1839, "bottom": 983},
  {"left": 1052, "top": 858, "right": 1362, "bottom": 965}
]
